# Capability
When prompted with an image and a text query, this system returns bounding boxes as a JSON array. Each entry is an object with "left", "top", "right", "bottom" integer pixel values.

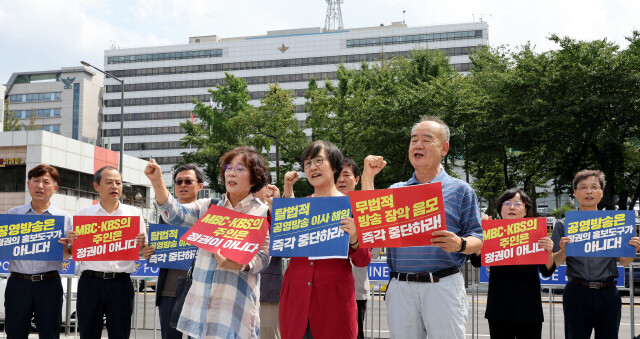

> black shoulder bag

[{"left": 169, "top": 197, "right": 220, "bottom": 328}]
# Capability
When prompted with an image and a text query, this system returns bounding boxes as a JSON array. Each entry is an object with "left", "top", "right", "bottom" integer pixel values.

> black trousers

[
  {"left": 5, "top": 274, "right": 63, "bottom": 339},
  {"left": 563, "top": 282, "right": 621, "bottom": 339},
  {"left": 487, "top": 319, "right": 542, "bottom": 339},
  {"left": 157, "top": 295, "right": 184, "bottom": 339},
  {"left": 77, "top": 273, "right": 134, "bottom": 339},
  {"left": 356, "top": 300, "right": 367, "bottom": 339}
]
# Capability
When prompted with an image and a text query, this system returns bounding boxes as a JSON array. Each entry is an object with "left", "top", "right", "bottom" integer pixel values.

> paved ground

[{"left": 5, "top": 287, "right": 640, "bottom": 338}]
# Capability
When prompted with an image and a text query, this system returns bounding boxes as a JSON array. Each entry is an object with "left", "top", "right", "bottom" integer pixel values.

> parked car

[
  {"left": 0, "top": 276, "right": 78, "bottom": 328},
  {"left": 537, "top": 204, "right": 551, "bottom": 217}
]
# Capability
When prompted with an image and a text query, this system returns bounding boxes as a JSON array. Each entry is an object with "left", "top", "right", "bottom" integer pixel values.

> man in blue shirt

[
  {"left": 6, "top": 164, "right": 73, "bottom": 339},
  {"left": 361, "top": 116, "right": 483, "bottom": 339}
]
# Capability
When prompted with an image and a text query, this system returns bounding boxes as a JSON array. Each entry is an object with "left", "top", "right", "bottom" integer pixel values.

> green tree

[
  {"left": 236, "top": 83, "right": 308, "bottom": 185},
  {"left": 3, "top": 100, "right": 22, "bottom": 131},
  {"left": 179, "top": 73, "right": 253, "bottom": 193}
]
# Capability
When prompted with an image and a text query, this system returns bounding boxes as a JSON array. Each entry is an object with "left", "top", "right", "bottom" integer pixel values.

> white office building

[
  {"left": 102, "top": 21, "right": 489, "bottom": 183},
  {"left": 4, "top": 67, "right": 103, "bottom": 144}
]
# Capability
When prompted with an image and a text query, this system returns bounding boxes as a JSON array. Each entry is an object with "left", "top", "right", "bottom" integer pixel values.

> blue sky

[{"left": 1, "top": 0, "right": 639, "bottom": 84}]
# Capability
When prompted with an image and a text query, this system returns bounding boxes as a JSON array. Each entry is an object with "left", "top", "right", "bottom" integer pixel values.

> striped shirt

[
  {"left": 157, "top": 193, "right": 270, "bottom": 339},
  {"left": 387, "top": 168, "right": 483, "bottom": 273}
]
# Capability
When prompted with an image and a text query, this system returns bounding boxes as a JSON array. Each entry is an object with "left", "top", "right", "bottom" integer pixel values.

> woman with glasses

[
  {"left": 280, "top": 140, "right": 371, "bottom": 339},
  {"left": 471, "top": 188, "right": 556, "bottom": 339},
  {"left": 145, "top": 146, "right": 272, "bottom": 339}
]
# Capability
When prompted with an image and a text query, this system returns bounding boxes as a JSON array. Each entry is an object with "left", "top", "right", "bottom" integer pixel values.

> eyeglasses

[
  {"left": 224, "top": 164, "right": 245, "bottom": 173},
  {"left": 304, "top": 156, "right": 325, "bottom": 169},
  {"left": 174, "top": 179, "right": 197, "bottom": 186},
  {"left": 502, "top": 201, "right": 524, "bottom": 208},
  {"left": 576, "top": 186, "right": 601, "bottom": 192}
]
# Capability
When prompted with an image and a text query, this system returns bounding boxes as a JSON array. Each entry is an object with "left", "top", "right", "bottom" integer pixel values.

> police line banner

[
  {"left": 348, "top": 183, "right": 445, "bottom": 248},
  {"left": 270, "top": 197, "right": 351, "bottom": 258},
  {"left": 181, "top": 205, "right": 269, "bottom": 265},
  {"left": 478, "top": 265, "right": 625, "bottom": 287},
  {"left": 0, "top": 214, "right": 65, "bottom": 261},
  {"left": 73, "top": 216, "right": 141, "bottom": 261},
  {"left": 481, "top": 217, "right": 548, "bottom": 266},
  {"left": 147, "top": 223, "right": 196, "bottom": 270},
  {"left": 565, "top": 210, "right": 636, "bottom": 257}
]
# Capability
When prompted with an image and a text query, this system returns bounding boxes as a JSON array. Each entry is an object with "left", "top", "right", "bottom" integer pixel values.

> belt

[
  {"left": 10, "top": 271, "right": 59, "bottom": 282},
  {"left": 568, "top": 277, "right": 616, "bottom": 289},
  {"left": 82, "top": 270, "right": 130, "bottom": 280},
  {"left": 390, "top": 266, "right": 460, "bottom": 283}
]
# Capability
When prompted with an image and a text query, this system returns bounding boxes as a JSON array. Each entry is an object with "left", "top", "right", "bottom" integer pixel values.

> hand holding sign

[
  {"left": 340, "top": 217, "right": 358, "bottom": 248},
  {"left": 215, "top": 249, "right": 243, "bottom": 271},
  {"left": 431, "top": 230, "right": 464, "bottom": 253}
]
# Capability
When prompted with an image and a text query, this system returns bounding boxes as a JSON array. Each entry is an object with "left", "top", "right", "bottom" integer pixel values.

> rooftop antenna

[
  {"left": 324, "top": 0, "right": 344, "bottom": 32},
  {"left": 403, "top": 10, "right": 406, "bottom": 24}
]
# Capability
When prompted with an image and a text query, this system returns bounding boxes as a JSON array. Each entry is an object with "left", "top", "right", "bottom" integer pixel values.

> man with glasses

[
  {"left": 143, "top": 164, "right": 210, "bottom": 339},
  {"left": 552, "top": 169, "right": 640, "bottom": 338},
  {"left": 361, "top": 116, "right": 483, "bottom": 339}
]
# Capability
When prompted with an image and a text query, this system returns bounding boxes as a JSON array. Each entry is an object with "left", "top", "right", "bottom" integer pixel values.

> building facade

[
  {"left": 0, "top": 130, "right": 154, "bottom": 222},
  {"left": 102, "top": 21, "right": 489, "bottom": 183},
  {"left": 4, "top": 67, "right": 102, "bottom": 144}
]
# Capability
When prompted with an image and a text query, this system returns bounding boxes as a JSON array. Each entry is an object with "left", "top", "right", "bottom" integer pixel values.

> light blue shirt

[
  {"left": 387, "top": 168, "right": 483, "bottom": 273},
  {"left": 7, "top": 202, "right": 72, "bottom": 274}
]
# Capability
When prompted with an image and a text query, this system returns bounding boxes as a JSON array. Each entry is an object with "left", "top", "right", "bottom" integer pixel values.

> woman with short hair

[
  {"left": 280, "top": 140, "right": 372, "bottom": 339},
  {"left": 471, "top": 188, "right": 556, "bottom": 339},
  {"left": 146, "top": 146, "right": 271, "bottom": 339}
]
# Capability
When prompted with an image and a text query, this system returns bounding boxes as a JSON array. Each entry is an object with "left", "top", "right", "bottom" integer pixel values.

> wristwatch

[{"left": 456, "top": 236, "right": 467, "bottom": 253}]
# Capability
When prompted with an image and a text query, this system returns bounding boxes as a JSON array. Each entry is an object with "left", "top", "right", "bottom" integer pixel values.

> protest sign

[
  {"left": 147, "top": 223, "right": 196, "bottom": 270},
  {"left": 565, "top": 210, "right": 636, "bottom": 257},
  {"left": 0, "top": 214, "right": 64, "bottom": 261},
  {"left": 73, "top": 216, "right": 140, "bottom": 261},
  {"left": 181, "top": 205, "right": 268, "bottom": 265},
  {"left": 270, "top": 197, "right": 350, "bottom": 258},
  {"left": 348, "top": 183, "right": 445, "bottom": 248},
  {"left": 480, "top": 217, "right": 548, "bottom": 266}
]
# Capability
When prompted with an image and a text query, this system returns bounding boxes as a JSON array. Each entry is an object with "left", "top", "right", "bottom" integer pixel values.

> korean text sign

[
  {"left": 565, "top": 210, "right": 636, "bottom": 257},
  {"left": 181, "top": 205, "right": 268, "bottom": 265},
  {"left": 147, "top": 224, "right": 196, "bottom": 270},
  {"left": 73, "top": 216, "right": 140, "bottom": 261},
  {"left": 270, "top": 197, "right": 350, "bottom": 258},
  {"left": 480, "top": 217, "right": 548, "bottom": 266},
  {"left": 0, "top": 214, "right": 64, "bottom": 261},
  {"left": 348, "top": 183, "right": 445, "bottom": 248}
]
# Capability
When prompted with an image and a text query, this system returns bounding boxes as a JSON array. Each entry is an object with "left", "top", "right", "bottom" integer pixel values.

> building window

[
  {"left": 72, "top": 83, "right": 80, "bottom": 140},
  {"left": 11, "top": 108, "right": 61, "bottom": 119},
  {"left": 0, "top": 165, "right": 26, "bottom": 192},
  {"left": 8, "top": 92, "right": 61, "bottom": 103},
  {"left": 106, "top": 49, "right": 222, "bottom": 64}
]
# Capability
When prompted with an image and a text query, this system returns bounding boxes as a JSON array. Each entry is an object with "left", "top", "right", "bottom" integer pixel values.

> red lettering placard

[
  {"left": 481, "top": 217, "right": 548, "bottom": 266},
  {"left": 348, "top": 183, "right": 446, "bottom": 248},
  {"left": 181, "top": 205, "right": 269, "bottom": 265},
  {"left": 73, "top": 216, "right": 140, "bottom": 261}
]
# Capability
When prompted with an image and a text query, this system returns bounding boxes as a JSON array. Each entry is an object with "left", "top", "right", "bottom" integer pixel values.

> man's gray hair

[{"left": 411, "top": 116, "right": 450, "bottom": 142}]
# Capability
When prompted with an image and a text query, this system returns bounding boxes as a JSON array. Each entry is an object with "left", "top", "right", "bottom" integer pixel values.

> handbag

[
  {"left": 169, "top": 252, "right": 196, "bottom": 328},
  {"left": 168, "top": 197, "right": 220, "bottom": 328}
]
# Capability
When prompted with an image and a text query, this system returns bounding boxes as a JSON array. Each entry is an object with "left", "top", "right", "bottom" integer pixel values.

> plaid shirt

[{"left": 157, "top": 194, "right": 270, "bottom": 338}]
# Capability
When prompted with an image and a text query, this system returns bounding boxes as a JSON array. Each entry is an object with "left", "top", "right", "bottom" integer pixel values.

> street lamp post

[{"left": 80, "top": 61, "right": 124, "bottom": 173}]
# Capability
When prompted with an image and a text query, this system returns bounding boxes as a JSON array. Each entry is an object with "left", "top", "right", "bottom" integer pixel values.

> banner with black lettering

[{"left": 0, "top": 214, "right": 64, "bottom": 261}]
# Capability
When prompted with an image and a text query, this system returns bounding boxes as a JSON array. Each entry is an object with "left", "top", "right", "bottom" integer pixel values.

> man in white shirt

[{"left": 74, "top": 166, "right": 146, "bottom": 339}]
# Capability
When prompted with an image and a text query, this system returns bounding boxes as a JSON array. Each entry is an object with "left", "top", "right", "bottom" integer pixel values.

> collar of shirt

[
  {"left": 222, "top": 193, "right": 257, "bottom": 211},
  {"left": 407, "top": 165, "right": 447, "bottom": 185}
]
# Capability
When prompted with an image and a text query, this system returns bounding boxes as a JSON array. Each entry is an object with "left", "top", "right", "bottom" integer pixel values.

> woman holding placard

[
  {"left": 145, "top": 146, "right": 276, "bottom": 339},
  {"left": 280, "top": 140, "right": 371, "bottom": 339},
  {"left": 470, "top": 188, "right": 556, "bottom": 339}
]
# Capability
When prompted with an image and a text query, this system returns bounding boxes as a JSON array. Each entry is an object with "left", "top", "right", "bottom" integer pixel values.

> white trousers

[{"left": 385, "top": 273, "right": 467, "bottom": 339}]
